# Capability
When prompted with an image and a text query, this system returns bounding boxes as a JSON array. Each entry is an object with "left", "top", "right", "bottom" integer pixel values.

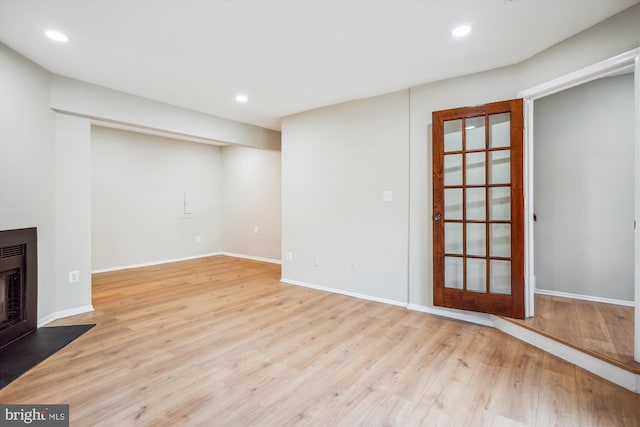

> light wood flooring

[
  {"left": 508, "top": 294, "right": 639, "bottom": 373},
  {"left": 1, "top": 256, "right": 639, "bottom": 426}
]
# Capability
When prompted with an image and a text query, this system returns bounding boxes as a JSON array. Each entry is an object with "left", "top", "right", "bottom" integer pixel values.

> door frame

[{"left": 517, "top": 47, "right": 640, "bottom": 362}]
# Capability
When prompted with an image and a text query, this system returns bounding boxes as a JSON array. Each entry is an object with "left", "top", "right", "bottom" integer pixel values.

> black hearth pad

[{"left": 0, "top": 324, "right": 95, "bottom": 390}]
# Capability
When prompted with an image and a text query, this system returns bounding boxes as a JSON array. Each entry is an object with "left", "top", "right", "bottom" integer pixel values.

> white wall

[
  {"left": 55, "top": 114, "right": 92, "bottom": 312},
  {"left": 534, "top": 74, "right": 634, "bottom": 301},
  {"left": 282, "top": 90, "right": 410, "bottom": 303},
  {"left": 222, "top": 146, "right": 281, "bottom": 261},
  {"left": 0, "top": 44, "right": 57, "bottom": 320},
  {"left": 91, "top": 126, "right": 223, "bottom": 270}
]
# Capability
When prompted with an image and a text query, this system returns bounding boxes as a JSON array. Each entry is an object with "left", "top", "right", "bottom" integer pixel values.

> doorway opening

[{"left": 518, "top": 48, "right": 640, "bottom": 365}]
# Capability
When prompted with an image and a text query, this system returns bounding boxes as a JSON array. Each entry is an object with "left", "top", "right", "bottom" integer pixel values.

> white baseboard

[
  {"left": 91, "top": 252, "right": 223, "bottom": 273},
  {"left": 37, "top": 313, "right": 57, "bottom": 327},
  {"left": 493, "top": 315, "right": 640, "bottom": 393},
  {"left": 38, "top": 305, "right": 95, "bottom": 327},
  {"left": 406, "top": 304, "right": 495, "bottom": 327},
  {"left": 280, "top": 278, "right": 406, "bottom": 307},
  {"left": 220, "top": 252, "right": 281, "bottom": 265},
  {"left": 535, "top": 288, "right": 634, "bottom": 307}
]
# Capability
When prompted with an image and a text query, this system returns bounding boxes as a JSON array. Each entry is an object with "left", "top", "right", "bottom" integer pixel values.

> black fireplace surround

[{"left": 0, "top": 228, "right": 37, "bottom": 349}]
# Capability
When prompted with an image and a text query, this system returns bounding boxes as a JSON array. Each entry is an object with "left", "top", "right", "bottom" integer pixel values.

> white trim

[
  {"left": 280, "top": 278, "right": 406, "bottom": 307},
  {"left": 535, "top": 288, "right": 635, "bottom": 307},
  {"left": 281, "top": 277, "right": 491, "bottom": 325},
  {"left": 91, "top": 252, "right": 223, "bottom": 273},
  {"left": 518, "top": 48, "right": 640, "bottom": 100},
  {"left": 524, "top": 99, "right": 535, "bottom": 318},
  {"left": 493, "top": 316, "right": 640, "bottom": 393},
  {"left": 635, "top": 51, "right": 640, "bottom": 363},
  {"left": 220, "top": 252, "right": 281, "bottom": 265},
  {"left": 406, "top": 304, "right": 494, "bottom": 327},
  {"left": 37, "top": 305, "right": 95, "bottom": 327},
  {"left": 518, "top": 47, "right": 640, "bottom": 362},
  {"left": 37, "top": 313, "right": 57, "bottom": 328}
]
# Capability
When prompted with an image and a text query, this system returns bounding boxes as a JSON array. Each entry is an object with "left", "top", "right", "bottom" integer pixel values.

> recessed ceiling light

[
  {"left": 45, "top": 30, "right": 69, "bottom": 43},
  {"left": 451, "top": 25, "right": 471, "bottom": 38},
  {"left": 235, "top": 94, "right": 248, "bottom": 103}
]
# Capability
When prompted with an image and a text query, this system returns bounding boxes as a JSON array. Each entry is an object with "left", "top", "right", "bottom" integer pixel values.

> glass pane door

[{"left": 433, "top": 99, "right": 524, "bottom": 319}]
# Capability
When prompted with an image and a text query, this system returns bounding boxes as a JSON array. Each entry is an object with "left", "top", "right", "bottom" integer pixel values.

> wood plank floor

[
  {"left": 1, "top": 255, "right": 639, "bottom": 426},
  {"left": 509, "top": 294, "right": 639, "bottom": 373}
]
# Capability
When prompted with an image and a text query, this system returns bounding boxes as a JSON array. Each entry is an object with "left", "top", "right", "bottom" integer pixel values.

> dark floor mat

[{"left": 0, "top": 324, "right": 95, "bottom": 390}]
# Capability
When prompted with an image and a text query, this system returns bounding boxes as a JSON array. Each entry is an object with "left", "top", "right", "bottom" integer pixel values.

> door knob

[{"left": 434, "top": 213, "right": 442, "bottom": 221}]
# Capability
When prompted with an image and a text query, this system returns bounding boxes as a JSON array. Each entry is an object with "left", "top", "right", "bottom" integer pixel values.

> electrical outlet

[
  {"left": 68, "top": 270, "right": 79, "bottom": 283},
  {"left": 196, "top": 236, "right": 202, "bottom": 243},
  {"left": 286, "top": 252, "right": 293, "bottom": 262},
  {"left": 350, "top": 260, "right": 357, "bottom": 271}
]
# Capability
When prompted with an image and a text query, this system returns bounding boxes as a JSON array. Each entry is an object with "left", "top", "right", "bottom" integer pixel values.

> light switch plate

[{"left": 184, "top": 192, "right": 193, "bottom": 214}]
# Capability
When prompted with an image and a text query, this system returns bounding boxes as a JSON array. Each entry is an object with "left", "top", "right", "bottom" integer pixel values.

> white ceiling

[{"left": 0, "top": 0, "right": 637, "bottom": 131}]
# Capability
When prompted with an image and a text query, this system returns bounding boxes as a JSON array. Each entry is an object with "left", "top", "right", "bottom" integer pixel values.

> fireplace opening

[
  {"left": 1, "top": 268, "right": 22, "bottom": 327},
  {"left": 0, "top": 228, "right": 37, "bottom": 349}
]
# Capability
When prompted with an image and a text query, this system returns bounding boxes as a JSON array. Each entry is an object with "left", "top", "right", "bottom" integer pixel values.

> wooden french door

[{"left": 433, "top": 99, "right": 524, "bottom": 319}]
